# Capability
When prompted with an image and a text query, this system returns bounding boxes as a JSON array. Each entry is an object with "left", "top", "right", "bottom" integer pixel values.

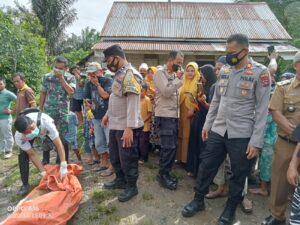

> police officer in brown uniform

[
  {"left": 182, "top": 34, "right": 271, "bottom": 225},
  {"left": 101, "top": 45, "right": 144, "bottom": 202},
  {"left": 262, "top": 51, "right": 300, "bottom": 225}
]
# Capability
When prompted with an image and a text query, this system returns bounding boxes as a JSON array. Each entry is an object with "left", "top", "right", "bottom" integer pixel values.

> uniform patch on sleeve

[
  {"left": 260, "top": 72, "right": 270, "bottom": 87},
  {"left": 123, "top": 69, "right": 141, "bottom": 95}
]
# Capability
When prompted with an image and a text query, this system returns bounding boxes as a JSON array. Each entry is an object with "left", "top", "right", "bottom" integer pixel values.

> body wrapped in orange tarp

[{"left": 1, "top": 164, "right": 83, "bottom": 225}]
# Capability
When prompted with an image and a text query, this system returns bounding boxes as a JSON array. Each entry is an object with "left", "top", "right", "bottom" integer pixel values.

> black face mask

[
  {"left": 226, "top": 49, "right": 246, "bottom": 66},
  {"left": 172, "top": 63, "right": 180, "bottom": 72},
  {"left": 107, "top": 57, "right": 119, "bottom": 72}
]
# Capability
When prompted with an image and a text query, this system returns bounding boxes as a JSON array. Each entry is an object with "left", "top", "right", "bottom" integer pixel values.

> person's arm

[
  {"left": 25, "top": 89, "right": 37, "bottom": 107},
  {"left": 203, "top": 82, "right": 221, "bottom": 131},
  {"left": 287, "top": 143, "right": 300, "bottom": 186},
  {"left": 269, "top": 82, "right": 295, "bottom": 135},
  {"left": 144, "top": 99, "right": 153, "bottom": 122},
  {"left": 58, "top": 75, "right": 75, "bottom": 96},
  {"left": 40, "top": 76, "right": 47, "bottom": 111},
  {"left": 39, "top": 92, "right": 46, "bottom": 111},
  {"left": 52, "top": 137, "right": 66, "bottom": 162},
  {"left": 248, "top": 70, "right": 271, "bottom": 149},
  {"left": 153, "top": 70, "right": 182, "bottom": 98}
]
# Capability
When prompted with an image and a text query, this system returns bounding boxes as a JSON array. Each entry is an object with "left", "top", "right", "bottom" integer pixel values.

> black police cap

[{"left": 103, "top": 45, "right": 125, "bottom": 62}]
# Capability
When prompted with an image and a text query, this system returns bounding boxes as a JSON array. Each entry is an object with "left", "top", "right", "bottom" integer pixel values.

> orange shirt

[{"left": 140, "top": 96, "right": 153, "bottom": 132}]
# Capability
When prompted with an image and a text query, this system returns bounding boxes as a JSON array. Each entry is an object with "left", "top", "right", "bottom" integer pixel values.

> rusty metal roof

[
  {"left": 100, "top": 1, "right": 291, "bottom": 41},
  {"left": 93, "top": 41, "right": 299, "bottom": 55}
]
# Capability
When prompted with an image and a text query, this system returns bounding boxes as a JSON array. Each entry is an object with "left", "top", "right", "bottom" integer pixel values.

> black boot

[
  {"left": 118, "top": 184, "right": 138, "bottom": 202},
  {"left": 104, "top": 178, "right": 127, "bottom": 189},
  {"left": 17, "top": 185, "right": 30, "bottom": 196},
  {"left": 156, "top": 173, "right": 177, "bottom": 190},
  {"left": 261, "top": 215, "right": 285, "bottom": 225},
  {"left": 218, "top": 201, "right": 238, "bottom": 225},
  {"left": 166, "top": 172, "right": 177, "bottom": 183},
  {"left": 182, "top": 193, "right": 205, "bottom": 217}
]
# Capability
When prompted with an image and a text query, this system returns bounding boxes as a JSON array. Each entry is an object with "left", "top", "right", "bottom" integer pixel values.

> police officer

[
  {"left": 182, "top": 34, "right": 271, "bottom": 225},
  {"left": 101, "top": 45, "right": 144, "bottom": 202},
  {"left": 262, "top": 51, "right": 300, "bottom": 225},
  {"left": 153, "top": 50, "right": 184, "bottom": 190}
]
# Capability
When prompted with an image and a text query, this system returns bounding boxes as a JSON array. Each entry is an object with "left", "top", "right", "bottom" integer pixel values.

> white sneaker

[{"left": 4, "top": 152, "right": 12, "bottom": 159}]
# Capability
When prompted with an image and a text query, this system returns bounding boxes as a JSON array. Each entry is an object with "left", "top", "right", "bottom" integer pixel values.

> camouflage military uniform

[
  {"left": 40, "top": 72, "right": 76, "bottom": 162},
  {"left": 40, "top": 72, "right": 76, "bottom": 137}
]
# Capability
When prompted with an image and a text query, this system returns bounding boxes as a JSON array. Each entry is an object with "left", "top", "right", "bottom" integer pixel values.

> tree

[
  {"left": 59, "top": 27, "right": 100, "bottom": 54},
  {"left": 0, "top": 8, "right": 48, "bottom": 92},
  {"left": 30, "top": 0, "right": 77, "bottom": 55}
]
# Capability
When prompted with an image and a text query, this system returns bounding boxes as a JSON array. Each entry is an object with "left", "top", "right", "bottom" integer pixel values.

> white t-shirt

[{"left": 15, "top": 112, "right": 59, "bottom": 151}]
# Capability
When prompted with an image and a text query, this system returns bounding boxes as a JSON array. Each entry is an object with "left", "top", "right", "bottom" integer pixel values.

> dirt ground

[{"left": 0, "top": 149, "right": 285, "bottom": 225}]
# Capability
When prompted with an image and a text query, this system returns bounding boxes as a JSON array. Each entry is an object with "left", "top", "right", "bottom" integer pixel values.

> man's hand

[
  {"left": 60, "top": 161, "right": 68, "bottom": 179},
  {"left": 202, "top": 129, "right": 209, "bottom": 142},
  {"left": 246, "top": 145, "right": 259, "bottom": 159},
  {"left": 187, "top": 109, "right": 194, "bottom": 118},
  {"left": 90, "top": 76, "right": 100, "bottom": 87},
  {"left": 55, "top": 71, "right": 65, "bottom": 80},
  {"left": 288, "top": 123, "right": 296, "bottom": 135},
  {"left": 176, "top": 67, "right": 184, "bottom": 79},
  {"left": 287, "top": 162, "right": 299, "bottom": 186},
  {"left": 101, "top": 115, "right": 109, "bottom": 128},
  {"left": 2, "top": 109, "right": 12, "bottom": 114},
  {"left": 121, "top": 128, "right": 133, "bottom": 148}
]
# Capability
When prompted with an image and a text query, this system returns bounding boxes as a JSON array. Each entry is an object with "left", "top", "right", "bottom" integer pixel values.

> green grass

[
  {"left": 96, "top": 203, "right": 117, "bottom": 215},
  {"left": 92, "top": 189, "right": 117, "bottom": 202},
  {"left": 144, "top": 161, "right": 158, "bottom": 170},
  {"left": 142, "top": 192, "right": 154, "bottom": 201}
]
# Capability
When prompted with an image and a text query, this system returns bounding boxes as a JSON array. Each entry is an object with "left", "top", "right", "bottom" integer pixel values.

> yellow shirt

[{"left": 140, "top": 96, "right": 153, "bottom": 132}]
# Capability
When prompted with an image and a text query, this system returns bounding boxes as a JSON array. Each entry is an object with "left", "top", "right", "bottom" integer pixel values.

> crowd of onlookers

[{"left": 1, "top": 34, "right": 300, "bottom": 224}]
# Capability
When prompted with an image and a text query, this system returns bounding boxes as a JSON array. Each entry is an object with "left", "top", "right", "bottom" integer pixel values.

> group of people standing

[{"left": 1, "top": 32, "right": 300, "bottom": 225}]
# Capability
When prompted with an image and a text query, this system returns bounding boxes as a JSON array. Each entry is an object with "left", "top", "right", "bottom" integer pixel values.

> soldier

[
  {"left": 40, "top": 56, "right": 76, "bottom": 164},
  {"left": 12, "top": 72, "right": 37, "bottom": 196},
  {"left": 181, "top": 34, "right": 271, "bottom": 225},
  {"left": 262, "top": 51, "right": 300, "bottom": 225},
  {"left": 101, "top": 45, "right": 144, "bottom": 202},
  {"left": 153, "top": 50, "right": 184, "bottom": 190}
]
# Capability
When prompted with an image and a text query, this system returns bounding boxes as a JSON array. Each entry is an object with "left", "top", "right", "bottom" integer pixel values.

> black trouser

[
  {"left": 138, "top": 131, "right": 150, "bottom": 162},
  {"left": 19, "top": 139, "right": 34, "bottom": 186},
  {"left": 195, "top": 131, "right": 254, "bottom": 204},
  {"left": 156, "top": 117, "right": 178, "bottom": 175},
  {"left": 42, "top": 134, "right": 69, "bottom": 164},
  {"left": 19, "top": 148, "right": 30, "bottom": 186},
  {"left": 109, "top": 128, "right": 141, "bottom": 187}
]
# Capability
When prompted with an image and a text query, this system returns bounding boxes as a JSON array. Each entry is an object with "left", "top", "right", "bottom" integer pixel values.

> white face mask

[{"left": 25, "top": 127, "right": 40, "bottom": 140}]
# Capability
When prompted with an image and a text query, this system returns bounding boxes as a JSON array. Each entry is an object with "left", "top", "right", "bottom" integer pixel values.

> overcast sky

[{"left": 1, "top": 0, "right": 233, "bottom": 36}]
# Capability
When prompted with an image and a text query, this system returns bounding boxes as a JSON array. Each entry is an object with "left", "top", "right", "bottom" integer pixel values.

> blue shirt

[
  {"left": 0, "top": 89, "right": 17, "bottom": 120},
  {"left": 84, "top": 76, "right": 113, "bottom": 120}
]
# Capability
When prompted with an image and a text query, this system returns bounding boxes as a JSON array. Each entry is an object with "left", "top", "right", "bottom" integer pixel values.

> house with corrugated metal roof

[{"left": 92, "top": 1, "right": 299, "bottom": 67}]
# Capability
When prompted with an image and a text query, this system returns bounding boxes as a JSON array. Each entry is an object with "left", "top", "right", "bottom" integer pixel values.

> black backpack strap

[{"left": 37, "top": 112, "right": 42, "bottom": 128}]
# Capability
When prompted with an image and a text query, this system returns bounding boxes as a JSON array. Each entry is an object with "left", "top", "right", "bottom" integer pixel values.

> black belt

[{"left": 279, "top": 135, "right": 298, "bottom": 145}]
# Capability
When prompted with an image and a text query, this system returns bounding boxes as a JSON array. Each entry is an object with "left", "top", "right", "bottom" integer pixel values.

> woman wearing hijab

[
  {"left": 186, "top": 64, "right": 217, "bottom": 177},
  {"left": 177, "top": 62, "right": 201, "bottom": 164}
]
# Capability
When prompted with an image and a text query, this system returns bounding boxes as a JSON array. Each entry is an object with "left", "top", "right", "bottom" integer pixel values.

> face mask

[
  {"left": 226, "top": 49, "right": 246, "bottom": 66},
  {"left": 25, "top": 127, "right": 40, "bottom": 140},
  {"left": 172, "top": 64, "right": 180, "bottom": 72},
  {"left": 53, "top": 68, "right": 65, "bottom": 75},
  {"left": 107, "top": 57, "right": 119, "bottom": 72}
]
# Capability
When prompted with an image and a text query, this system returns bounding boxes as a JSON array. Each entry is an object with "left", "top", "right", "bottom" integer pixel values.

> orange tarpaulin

[{"left": 1, "top": 164, "right": 83, "bottom": 225}]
